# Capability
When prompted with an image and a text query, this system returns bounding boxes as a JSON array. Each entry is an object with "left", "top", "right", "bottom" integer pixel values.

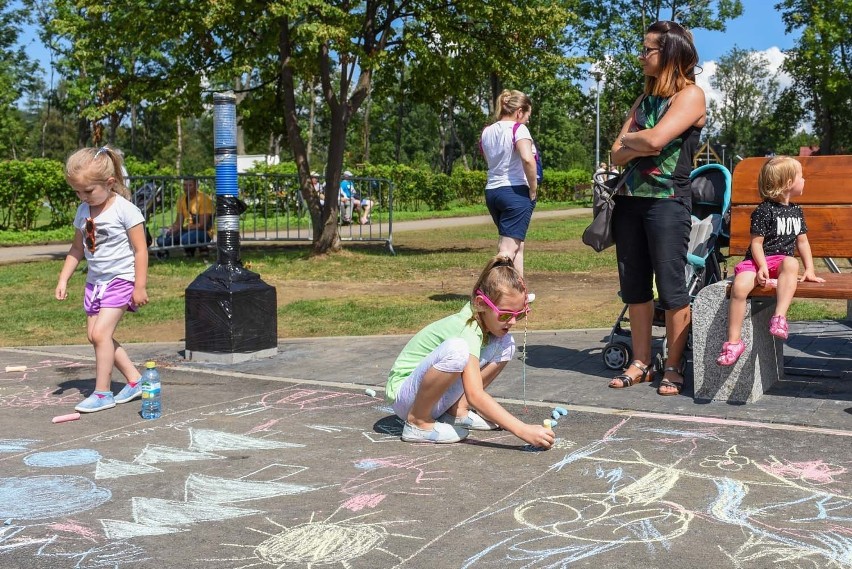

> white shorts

[{"left": 392, "top": 334, "right": 515, "bottom": 421}]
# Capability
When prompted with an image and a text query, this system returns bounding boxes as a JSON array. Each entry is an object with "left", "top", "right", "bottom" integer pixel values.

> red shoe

[
  {"left": 716, "top": 341, "right": 746, "bottom": 366},
  {"left": 769, "top": 315, "right": 789, "bottom": 340}
]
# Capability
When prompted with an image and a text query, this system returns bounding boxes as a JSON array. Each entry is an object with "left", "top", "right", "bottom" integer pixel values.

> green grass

[{"left": 0, "top": 214, "right": 845, "bottom": 347}]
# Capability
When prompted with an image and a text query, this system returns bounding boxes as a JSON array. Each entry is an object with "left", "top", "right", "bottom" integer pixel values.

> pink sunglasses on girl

[{"left": 475, "top": 289, "right": 529, "bottom": 322}]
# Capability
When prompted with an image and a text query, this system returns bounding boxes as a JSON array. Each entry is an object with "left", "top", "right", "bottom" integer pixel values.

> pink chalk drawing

[
  {"left": 245, "top": 418, "right": 282, "bottom": 434},
  {"left": 259, "top": 387, "right": 374, "bottom": 411},
  {"left": 762, "top": 458, "right": 847, "bottom": 486},
  {"left": 0, "top": 387, "right": 81, "bottom": 409},
  {"left": 342, "top": 493, "right": 386, "bottom": 512},
  {"left": 47, "top": 520, "right": 100, "bottom": 542},
  {"left": 341, "top": 452, "right": 452, "bottom": 497}
]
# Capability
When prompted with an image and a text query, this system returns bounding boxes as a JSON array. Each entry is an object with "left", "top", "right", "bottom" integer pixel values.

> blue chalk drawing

[
  {"left": 0, "top": 475, "right": 111, "bottom": 519},
  {"left": 24, "top": 449, "right": 102, "bottom": 468},
  {"left": 0, "top": 439, "right": 40, "bottom": 453}
]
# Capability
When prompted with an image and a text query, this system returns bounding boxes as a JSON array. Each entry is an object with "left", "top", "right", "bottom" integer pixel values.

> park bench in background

[{"left": 692, "top": 155, "right": 852, "bottom": 403}]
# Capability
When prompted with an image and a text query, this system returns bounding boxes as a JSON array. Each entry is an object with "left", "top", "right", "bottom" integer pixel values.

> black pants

[{"left": 612, "top": 195, "right": 691, "bottom": 310}]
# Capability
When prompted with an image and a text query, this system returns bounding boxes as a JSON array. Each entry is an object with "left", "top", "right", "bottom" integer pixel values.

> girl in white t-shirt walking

[
  {"left": 55, "top": 146, "right": 149, "bottom": 413},
  {"left": 480, "top": 89, "right": 538, "bottom": 283}
]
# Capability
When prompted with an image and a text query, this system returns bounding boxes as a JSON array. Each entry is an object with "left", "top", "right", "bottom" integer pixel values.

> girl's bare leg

[
  {"left": 407, "top": 367, "right": 464, "bottom": 430},
  {"left": 727, "top": 272, "right": 757, "bottom": 343},
  {"left": 774, "top": 257, "right": 800, "bottom": 317},
  {"left": 87, "top": 308, "right": 126, "bottom": 392}
]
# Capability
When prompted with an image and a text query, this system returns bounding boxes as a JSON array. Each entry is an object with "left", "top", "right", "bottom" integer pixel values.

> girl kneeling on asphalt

[{"left": 385, "top": 255, "right": 554, "bottom": 448}]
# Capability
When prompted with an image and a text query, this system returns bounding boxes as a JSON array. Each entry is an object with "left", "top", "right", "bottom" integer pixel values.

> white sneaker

[
  {"left": 401, "top": 421, "right": 468, "bottom": 443},
  {"left": 526, "top": 293, "right": 536, "bottom": 303},
  {"left": 438, "top": 410, "right": 499, "bottom": 431}
]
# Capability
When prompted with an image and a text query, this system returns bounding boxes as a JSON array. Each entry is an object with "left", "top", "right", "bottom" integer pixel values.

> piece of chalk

[
  {"left": 52, "top": 413, "right": 81, "bottom": 424},
  {"left": 551, "top": 409, "right": 561, "bottom": 420},
  {"left": 5, "top": 365, "right": 26, "bottom": 373},
  {"left": 555, "top": 406, "right": 568, "bottom": 416},
  {"left": 543, "top": 419, "right": 553, "bottom": 428},
  {"left": 365, "top": 388, "right": 376, "bottom": 397},
  {"left": 3, "top": 519, "right": 11, "bottom": 525}
]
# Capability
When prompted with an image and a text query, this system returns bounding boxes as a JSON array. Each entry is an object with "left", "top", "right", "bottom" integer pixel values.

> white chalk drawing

[
  {"left": 94, "top": 459, "right": 164, "bottom": 480},
  {"left": 241, "top": 464, "right": 309, "bottom": 482},
  {"left": 700, "top": 445, "right": 750, "bottom": 472},
  {"left": 446, "top": 417, "right": 852, "bottom": 569},
  {"left": 133, "top": 496, "right": 262, "bottom": 526},
  {"left": 0, "top": 476, "right": 110, "bottom": 520},
  {"left": 184, "top": 473, "right": 321, "bottom": 503},
  {"left": 24, "top": 449, "right": 102, "bottom": 468},
  {"left": 0, "top": 439, "right": 40, "bottom": 453},
  {"left": 187, "top": 428, "right": 304, "bottom": 452},
  {"left": 259, "top": 387, "right": 377, "bottom": 412},
  {"left": 99, "top": 519, "right": 185, "bottom": 540},
  {"left": 132, "top": 444, "right": 225, "bottom": 465},
  {"left": 216, "top": 509, "right": 422, "bottom": 567}
]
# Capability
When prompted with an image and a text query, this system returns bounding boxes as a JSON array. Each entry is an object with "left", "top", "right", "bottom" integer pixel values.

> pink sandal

[
  {"left": 769, "top": 315, "right": 788, "bottom": 340},
  {"left": 716, "top": 341, "right": 746, "bottom": 366}
]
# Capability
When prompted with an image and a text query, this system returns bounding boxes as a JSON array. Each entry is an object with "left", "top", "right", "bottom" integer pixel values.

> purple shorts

[
  {"left": 734, "top": 254, "right": 787, "bottom": 277},
  {"left": 84, "top": 279, "right": 138, "bottom": 316}
]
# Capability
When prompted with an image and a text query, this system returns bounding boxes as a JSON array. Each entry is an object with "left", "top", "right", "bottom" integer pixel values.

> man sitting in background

[{"left": 156, "top": 178, "right": 214, "bottom": 256}]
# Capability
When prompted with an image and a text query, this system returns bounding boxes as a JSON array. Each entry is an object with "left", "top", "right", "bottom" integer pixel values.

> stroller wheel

[
  {"left": 653, "top": 352, "right": 665, "bottom": 374},
  {"left": 602, "top": 342, "right": 632, "bottom": 370}
]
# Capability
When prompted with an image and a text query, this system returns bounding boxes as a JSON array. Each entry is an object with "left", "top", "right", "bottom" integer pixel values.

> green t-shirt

[{"left": 385, "top": 303, "right": 483, "bottom": 403}]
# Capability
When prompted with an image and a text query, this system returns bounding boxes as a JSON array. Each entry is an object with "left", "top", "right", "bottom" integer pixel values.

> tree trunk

[
  {"left": 176, "top": 115, "right": 183, "bottom": 174},
  {"left": 277, "top": 16, "right": 339, "bottom": 253},
  {"left": 307, "top": 77, "right": 316, "bottom": 162}
]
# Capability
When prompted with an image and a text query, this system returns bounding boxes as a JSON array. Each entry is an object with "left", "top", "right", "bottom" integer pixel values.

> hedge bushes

[{"left": 1, "top": 158, "right": 594, "bottom": 230}]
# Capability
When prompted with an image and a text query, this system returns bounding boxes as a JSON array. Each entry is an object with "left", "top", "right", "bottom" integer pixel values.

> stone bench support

[{"left": 691, "top": 280, "right": 785, "bottom": 403}]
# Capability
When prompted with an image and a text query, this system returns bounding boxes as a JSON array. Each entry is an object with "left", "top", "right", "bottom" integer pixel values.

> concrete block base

[
  {"left": 692, "top": 280, "right": 785, "bottom": 403},
  {"left": 184, "top": 346, "right": 279, "bottom": 364}
]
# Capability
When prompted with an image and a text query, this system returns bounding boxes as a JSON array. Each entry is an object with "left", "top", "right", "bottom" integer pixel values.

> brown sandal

[
  {"left": 609, "top": 360, "right": 650, "bottom": 388},
  {"left": 657, "top": 365, "right": 684, "bottom": 396}
]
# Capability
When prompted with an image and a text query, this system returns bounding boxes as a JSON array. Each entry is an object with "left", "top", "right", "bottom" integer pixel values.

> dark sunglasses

[{"left": 84, "top": 217, "right": 96, "bottom": 253}]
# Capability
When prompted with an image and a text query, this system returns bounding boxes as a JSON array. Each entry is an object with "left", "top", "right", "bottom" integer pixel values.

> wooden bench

[{"left": 692, "top": 155, "right": 852, "bottom": 403}]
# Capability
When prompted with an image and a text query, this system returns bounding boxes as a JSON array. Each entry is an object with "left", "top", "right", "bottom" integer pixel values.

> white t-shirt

[
  {"left": 73, "top": 195, "right": 145, "bottom": 285},
  {"left": 481, "top": 120, "right": 532, "bottom": 189}
]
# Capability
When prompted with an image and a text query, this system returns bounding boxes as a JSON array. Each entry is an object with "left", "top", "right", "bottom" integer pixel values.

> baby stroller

[
  {"left": 131, "top": 181, "right": 164, "bottom": 248},
  {"left": 601, "top": 163, "right": 731, "bottom": 372}
]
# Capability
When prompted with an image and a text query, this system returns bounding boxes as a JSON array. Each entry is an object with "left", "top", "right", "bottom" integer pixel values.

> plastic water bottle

[{"left": 141, "top": 361, "right": 162, "bottom": 419}]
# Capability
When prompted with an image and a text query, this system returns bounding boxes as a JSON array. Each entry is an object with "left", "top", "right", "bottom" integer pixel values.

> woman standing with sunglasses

[
  {"left": 55, "top": 146, "right": 149, "bottom": 413},
  {"left": 385, "top": 255, "right": 554, "bottom": 448},
  {"left": 607, "top": 21, "right": 706, "bottom": 397}
]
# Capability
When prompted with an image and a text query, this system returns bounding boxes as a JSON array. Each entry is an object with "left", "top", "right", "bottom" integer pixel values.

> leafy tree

[
  {"left": 706, "top": 47, "right": 782, "bottom": 157},
  {"left": 779, "top": 0, "right": 852, "bottom": 154},
  {"left": 0, "top": 0, "right": 41, "bottom": 159},
  {"left": 145, "top": 0, "right": 579, "bottom": 254}
]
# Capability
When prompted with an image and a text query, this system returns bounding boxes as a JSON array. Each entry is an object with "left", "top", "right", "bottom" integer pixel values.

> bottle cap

[{"left": 145, "top": 361, "right": 156, "bottom": 369}]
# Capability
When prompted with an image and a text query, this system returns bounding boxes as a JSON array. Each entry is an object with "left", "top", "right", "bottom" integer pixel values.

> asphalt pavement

[{"left": 1, "top": 209, "right": 851, "bottom": 568}]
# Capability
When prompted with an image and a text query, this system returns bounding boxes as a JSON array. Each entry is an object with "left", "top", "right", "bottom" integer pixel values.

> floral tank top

[{"left": 624, "top": 95, "right": 702, "bottom": 200}]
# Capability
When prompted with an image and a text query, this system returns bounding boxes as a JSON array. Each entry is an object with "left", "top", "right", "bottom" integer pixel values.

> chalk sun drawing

[{"left": 216, "top": 508, "right": 422, "bottom": 568}]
